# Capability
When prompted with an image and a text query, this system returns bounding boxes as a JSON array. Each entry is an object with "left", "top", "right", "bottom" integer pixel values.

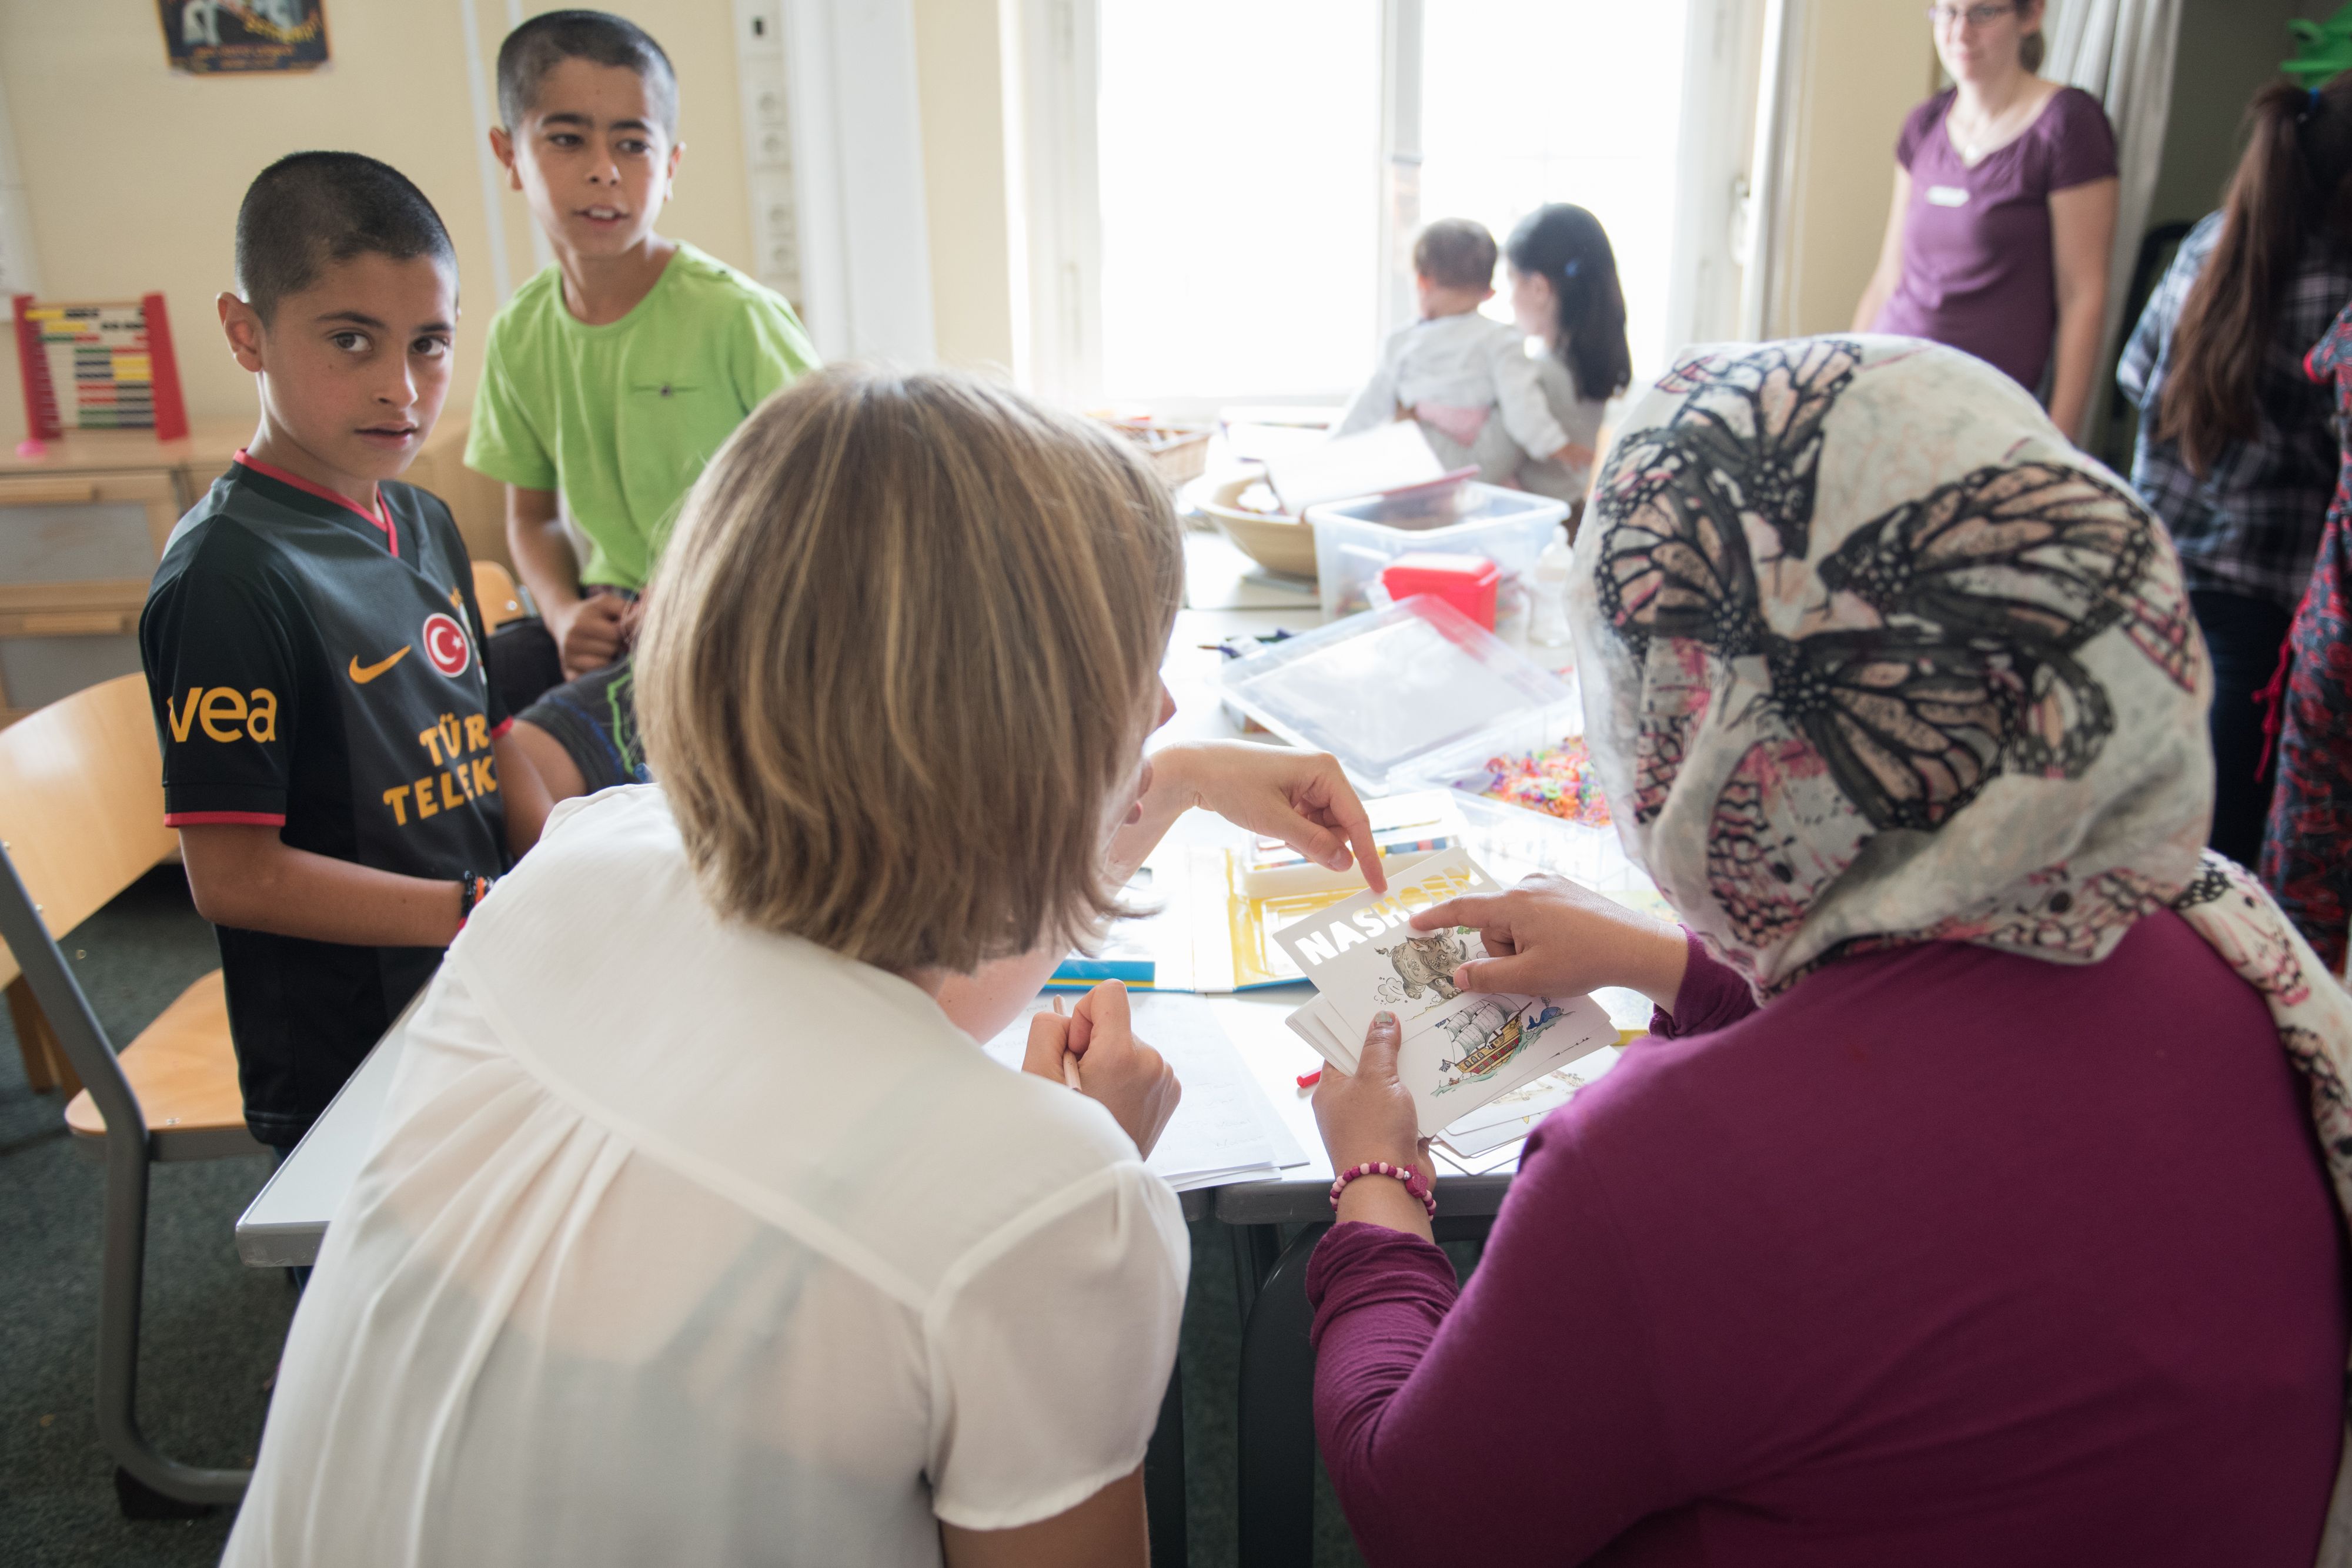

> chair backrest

[
  {"left": 0, "top": 674, "right": 174, "bottom": 989},
  {"left": 472, "top": 560, "right": 525, "bottom": 632}
]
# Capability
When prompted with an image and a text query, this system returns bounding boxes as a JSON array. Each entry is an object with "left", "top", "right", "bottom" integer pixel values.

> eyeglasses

[{"left": 1926, "top": 2, "right": 2017, "bottom": 27}]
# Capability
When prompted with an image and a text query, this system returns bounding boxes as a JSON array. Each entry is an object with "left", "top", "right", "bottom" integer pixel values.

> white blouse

[{"left": 223, "top": 787, "right": 1190, "bottom": 1567}]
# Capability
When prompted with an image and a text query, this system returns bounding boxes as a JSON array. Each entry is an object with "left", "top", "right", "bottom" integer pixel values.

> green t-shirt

[{"left": 465, "top": 241, "right": 818, "bottom": 590}]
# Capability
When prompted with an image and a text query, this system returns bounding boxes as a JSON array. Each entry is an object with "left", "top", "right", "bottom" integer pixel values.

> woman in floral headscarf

[{"left": 1308, "top": 337, "right": 2352, "bottom": 1566}]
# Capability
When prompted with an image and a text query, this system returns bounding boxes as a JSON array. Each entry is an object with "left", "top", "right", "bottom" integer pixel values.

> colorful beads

[
  {"left": 1328, "top": 1159, "right": 1438, "bottom": 1217},
  {"left": 1472, "top": 734, "right": 1611, "bottom": 827}
]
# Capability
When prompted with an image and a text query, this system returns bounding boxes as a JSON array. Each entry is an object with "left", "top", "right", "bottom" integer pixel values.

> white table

[
  {"left": 235, "top": 527, "right": 1337, "bottom": 1266},
  {"left": 232, "top": 527, "right": 1585, "bottom": 1261},
  {"left": 225, "top": 527, "right": 1568, "bottom": 1567},
  {"left": 233, "top": 993, "right": 417, "bottom": 1266}
]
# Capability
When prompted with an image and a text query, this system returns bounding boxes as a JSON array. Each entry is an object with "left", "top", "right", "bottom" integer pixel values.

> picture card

[
  {"left": 1274, "top": 847, "right": 1618, "bottom": 1136},
  {"left": 1283, "top": 997, "right": 1361, "bottom": 1074},
  {"left": 1289, "top": 989, "right": 1614, "bottom": 1138},
  {"left": 1274, "top": 847, "right": 1498, "bottom": 1040},
  {"left": 1435, "top": 1061, "right": 1611, "bottom": 1158}
]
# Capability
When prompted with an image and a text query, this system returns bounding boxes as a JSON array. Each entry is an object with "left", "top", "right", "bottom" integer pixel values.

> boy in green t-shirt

[{"left": 467, "top": 9, "right": 817, "bottom": 798}]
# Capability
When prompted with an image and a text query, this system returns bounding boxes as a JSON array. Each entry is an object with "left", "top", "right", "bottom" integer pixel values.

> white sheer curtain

[{"left": 2042, "top": 0, "right": 2183, "bottom": 440}]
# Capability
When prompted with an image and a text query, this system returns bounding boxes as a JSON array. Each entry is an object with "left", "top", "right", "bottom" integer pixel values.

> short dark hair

[
  {"left": 497, "top": 9, "right": 678, "bottom": 138},
  {"left": 1412, "top": 219, "right": 1498, "bottom": 291},
  {"left": 235, "top": 152, "right": 456, "bottom": 324}
]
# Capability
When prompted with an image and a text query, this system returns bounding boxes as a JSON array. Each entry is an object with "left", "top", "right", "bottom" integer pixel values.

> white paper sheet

[
  {"left": 1264, "top": 420, "right": 1445, "bottom": 513},
  {"left": 984, "top": 990, "right": 1306, "bottom": 1192}
]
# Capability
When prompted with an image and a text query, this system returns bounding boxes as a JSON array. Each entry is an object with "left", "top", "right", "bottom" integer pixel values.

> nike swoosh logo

[{"left": 349, "top": 646, "right": 412, "bottom": 684}]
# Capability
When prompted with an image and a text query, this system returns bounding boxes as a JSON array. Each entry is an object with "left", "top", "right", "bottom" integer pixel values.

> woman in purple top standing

[
  {"left": 1852, "top": 1, "right": 2119, "bottom": 440},
  {"left": 1305, "top": 338, "right": 2352, "bottom": 1566}
]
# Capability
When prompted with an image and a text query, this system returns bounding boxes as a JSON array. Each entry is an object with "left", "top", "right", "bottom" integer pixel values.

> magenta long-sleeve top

[{"left": 1307, "top": 912, "right": 2348, "bottom": 1566}]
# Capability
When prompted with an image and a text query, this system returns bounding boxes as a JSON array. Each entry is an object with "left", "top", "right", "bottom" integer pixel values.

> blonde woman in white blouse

[{"left": 223, "top": 367, "right": 1387, "bottom": 1568}]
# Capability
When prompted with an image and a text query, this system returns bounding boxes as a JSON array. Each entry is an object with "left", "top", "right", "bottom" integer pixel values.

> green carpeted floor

[
  {"left": 0, "top": 868, "right": 291, "bottom": 1566},
  {"left": 0, "top": 867, "right": 1376, "bottom": 1566}
]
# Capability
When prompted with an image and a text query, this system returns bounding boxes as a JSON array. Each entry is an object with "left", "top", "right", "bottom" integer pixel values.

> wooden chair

[
  {"left": 472, "top": 559, "right": 526, "bottom": 632},
  {"left": 0, "top": 671, "right": 256, "bottom": 1510}
]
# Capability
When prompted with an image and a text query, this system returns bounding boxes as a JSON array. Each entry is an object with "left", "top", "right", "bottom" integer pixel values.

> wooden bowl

[{"left": 1185, "top": 475, "right": 1318, "bottom": 580}]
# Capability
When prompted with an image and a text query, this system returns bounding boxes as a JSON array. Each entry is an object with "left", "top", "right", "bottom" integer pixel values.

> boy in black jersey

[{"left": 142, "top": 153, "right": 552, "bottom": 1151}]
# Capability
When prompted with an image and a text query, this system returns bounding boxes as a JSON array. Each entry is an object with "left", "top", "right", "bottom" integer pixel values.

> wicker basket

[{"left": 1096, "top": 416, "right": 1212, "bottom": 489}]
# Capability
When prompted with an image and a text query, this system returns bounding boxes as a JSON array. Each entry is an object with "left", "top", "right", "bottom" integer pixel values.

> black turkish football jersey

[{"left": 141, "top": 454, "right": 511, "bottom": 1144}]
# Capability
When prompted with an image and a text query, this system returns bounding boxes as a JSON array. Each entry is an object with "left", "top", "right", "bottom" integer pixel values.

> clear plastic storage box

[
  {"left": 1304, "top": 479, "right": 1569, "bottom": 621},
  {"left": 1216, "top": 596, "right": 1578, "bottom": 795}
]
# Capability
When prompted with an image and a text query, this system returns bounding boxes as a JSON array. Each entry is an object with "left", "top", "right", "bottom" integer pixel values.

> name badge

[{"left": 1927, "top": 185, "right": 1970, "bottom": 208}]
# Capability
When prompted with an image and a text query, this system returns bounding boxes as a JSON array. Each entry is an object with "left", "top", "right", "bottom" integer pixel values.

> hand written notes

[{"left": 381, "top": 711, "right": 499, "bottom": 827}]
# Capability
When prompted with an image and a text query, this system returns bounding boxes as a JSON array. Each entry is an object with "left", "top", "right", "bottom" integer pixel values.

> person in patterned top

[
  {"left": 2117, "top": 75, "right": 2352, "bottom": 866},
  {"left": 2260, "top": 299, "right": 2352, "bottom": 973}
]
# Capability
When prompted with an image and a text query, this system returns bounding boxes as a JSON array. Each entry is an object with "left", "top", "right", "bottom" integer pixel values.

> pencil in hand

[{"left": 1053, "top": 994, "right": 1084, "bottom": 1090}]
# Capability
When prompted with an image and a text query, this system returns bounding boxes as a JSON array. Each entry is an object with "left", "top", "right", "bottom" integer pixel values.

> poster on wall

[{"left": 157, "top": 1, "right": 330, "bottom": 75}]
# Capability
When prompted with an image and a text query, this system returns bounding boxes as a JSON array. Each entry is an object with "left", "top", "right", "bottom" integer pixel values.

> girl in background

[
  {"left": 1504, "top": 203, "right": 1632, "bottom": 511},
  {"left": 2120, "top": 76, "right": 2352, "bottom": 866},
  {"left": 1852, "top": 0, "right": 2117, "bottom": 439}
]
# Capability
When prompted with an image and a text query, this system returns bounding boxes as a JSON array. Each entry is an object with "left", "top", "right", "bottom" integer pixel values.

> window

[
  {"left": 1014, "top": 0, "right": 1746, "bottom": 410},
  {"left": 1095, "top": 1, "right": 1379, "bottom": 402},
  {"left": 1416, "top": 1, "right": 1693, "bottom": 389}
]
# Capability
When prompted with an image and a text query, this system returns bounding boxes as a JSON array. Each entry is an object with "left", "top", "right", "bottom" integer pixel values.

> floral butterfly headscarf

[{"left": 1570, "top": 336, "right": 2352, "bottom": 1560}]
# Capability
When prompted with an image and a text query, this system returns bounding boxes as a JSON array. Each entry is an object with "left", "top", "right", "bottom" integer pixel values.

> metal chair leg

[
  {"left": 1227, "top": 1221, "right": 1274, "bottom": 1332},
  {"left": 1144, "top": 1350, "right": 1188, "bottom": 1566},
  {"left": 1236, "top": 1221, "right": 1327, "bottom": 1568},
  {"left": 0, "top": 847, "right": 248, "bottom": 1505}
]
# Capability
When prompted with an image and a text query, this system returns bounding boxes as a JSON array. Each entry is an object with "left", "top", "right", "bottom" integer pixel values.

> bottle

[{"left": 1529, "top": 524, "right": 1574, "bottom": 647}]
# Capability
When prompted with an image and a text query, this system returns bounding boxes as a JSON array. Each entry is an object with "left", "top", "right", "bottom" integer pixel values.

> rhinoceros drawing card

[
  {"left": 1274, "top": 848, "right": 1616, "bottom": 1137},
  {"left": 1273, "top": 848, "right": 1498, "bottom": 1039}
]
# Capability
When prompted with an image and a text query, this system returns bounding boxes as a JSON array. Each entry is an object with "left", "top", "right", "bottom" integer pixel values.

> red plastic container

[{"left": 1380, "top": 551, "right": 1501, "bottom": 629}]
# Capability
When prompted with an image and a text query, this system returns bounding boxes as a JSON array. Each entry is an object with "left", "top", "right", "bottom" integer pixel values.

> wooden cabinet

[{"left": 0, "top": 413, "right": 494, "bottom": 726}]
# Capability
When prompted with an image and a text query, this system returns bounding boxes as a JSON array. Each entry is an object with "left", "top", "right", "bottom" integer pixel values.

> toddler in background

[{"left": 1335, "top": 218, "right": 1581, "bottom": 492}]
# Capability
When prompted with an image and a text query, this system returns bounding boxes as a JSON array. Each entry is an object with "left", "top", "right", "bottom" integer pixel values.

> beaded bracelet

[
  {"left": 1328, "top": 1160, "right": 1436, "bottom": 1218},
  {"left": 456, "top": 872, "right": 494, "bottom": 929}
]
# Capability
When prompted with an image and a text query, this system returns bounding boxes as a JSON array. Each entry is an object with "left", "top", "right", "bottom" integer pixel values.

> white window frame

[
  {"left": 726, "top": 0, "right": 937, "bottom": 363},
  {"left": 1006, "top": 0, "right": 1774, "bottom": 413},
  {"left": 1004, "top": 0, "right": 1105, "bottom": 404}
]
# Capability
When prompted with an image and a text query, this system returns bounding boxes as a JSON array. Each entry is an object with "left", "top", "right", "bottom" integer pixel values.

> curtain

[{"left": 2041, "top": 0, "right": 2184, "bottom": 444}]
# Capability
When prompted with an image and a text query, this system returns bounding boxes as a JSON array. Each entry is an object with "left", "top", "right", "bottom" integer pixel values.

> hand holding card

[
  {"left": 1277, "top": 848, "right": 1615, "bottom": 1138},
  {"left": 1312, "top": 1010, "right": 1438, "bottom": 1239}
]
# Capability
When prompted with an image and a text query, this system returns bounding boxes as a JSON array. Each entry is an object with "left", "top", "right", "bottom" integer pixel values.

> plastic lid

[
  {"left": 1304, "top": 477, "right": 1567, "bottom": 533},
  {"left": 1217, "top": 596, "right": 1573, "bottom": 791}
]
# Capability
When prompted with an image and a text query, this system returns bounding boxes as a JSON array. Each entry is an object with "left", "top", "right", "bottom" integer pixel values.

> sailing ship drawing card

[{"left": 1276, "top": 847, "right": 1616, "bottom": 1136}]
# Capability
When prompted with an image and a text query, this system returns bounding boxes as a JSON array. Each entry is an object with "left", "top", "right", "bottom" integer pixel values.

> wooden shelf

[{"left": 0, "top": 418, "right": 252, "bottom": 479}]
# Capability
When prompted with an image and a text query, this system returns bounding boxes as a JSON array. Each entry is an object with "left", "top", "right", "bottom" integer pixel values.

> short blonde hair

[{"left": 637, "top": 366, "right": 1182, "bottom": 973}]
